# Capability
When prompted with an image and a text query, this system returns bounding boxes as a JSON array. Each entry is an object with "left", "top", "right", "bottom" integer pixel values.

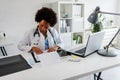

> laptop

[{"left": 70, "top": 31, "right": 105, "bottom": 57}]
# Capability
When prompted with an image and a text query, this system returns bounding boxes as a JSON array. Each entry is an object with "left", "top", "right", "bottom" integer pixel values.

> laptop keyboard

[{"left": 75, "top": 47, "right": 86, "bottom": 53}]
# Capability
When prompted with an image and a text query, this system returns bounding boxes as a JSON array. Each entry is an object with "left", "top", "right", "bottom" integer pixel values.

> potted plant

[
  {"left": 90, "top": 13, "right": 105, "bottom": 33},
  {"left": 73, "top": 35, "right": 77, "bottom": 44}
]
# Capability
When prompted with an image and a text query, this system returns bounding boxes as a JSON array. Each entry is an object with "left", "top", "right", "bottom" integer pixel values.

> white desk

[{"left": 0, "top": 53, "right": 120, "bottom": 80}]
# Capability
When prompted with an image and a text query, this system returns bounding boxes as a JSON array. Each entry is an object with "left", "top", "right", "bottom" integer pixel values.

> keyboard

[{"left": 75, "top": 47, "right": 86, "bottom": 53}]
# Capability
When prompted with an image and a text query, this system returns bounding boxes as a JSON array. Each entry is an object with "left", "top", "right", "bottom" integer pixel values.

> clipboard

[{"left": 31, "top": 52, "right": 40, "bottom": 63}]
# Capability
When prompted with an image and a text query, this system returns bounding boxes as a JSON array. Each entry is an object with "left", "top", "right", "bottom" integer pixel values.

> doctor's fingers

[
  {"left": 48, "top": 48, "right": 56, "bottom": 52},
  {"left": 35, "top": 50, "right": 43, "bottom": 54},
  {"left": 32, "top": 47, "right": 43, "bottom": 54},
  {"left": 35, "top": 48, "right": 44, "bottom": 54}
]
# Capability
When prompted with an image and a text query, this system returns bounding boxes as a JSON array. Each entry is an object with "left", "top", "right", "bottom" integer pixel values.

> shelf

[
  {"left": 58, "top": 1, "right": 84, "bottom": 4},
  {"left": 60, "top": 18, "right": 72, "bottom": 20},
  {"left": 60, "top": 32, "right": 72, "bottom": 36},
  {"left": 44, "top": 1, "right": 85, "bottom": 49}
]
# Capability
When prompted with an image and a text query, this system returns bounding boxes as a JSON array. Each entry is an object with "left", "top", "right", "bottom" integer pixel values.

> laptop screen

[
  {"left": 84, "top": 31, "right": 105, "bottom": 56},
  {"left": 71, "top": 31, "right": 105, "bottom": 57}
]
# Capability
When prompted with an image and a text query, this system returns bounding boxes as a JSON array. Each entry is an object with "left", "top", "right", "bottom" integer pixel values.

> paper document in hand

[{"left": 38, "top": 51, "right": 61, "bottom": 66}]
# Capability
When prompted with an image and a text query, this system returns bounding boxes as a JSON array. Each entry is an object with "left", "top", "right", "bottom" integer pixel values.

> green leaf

[{"left": 91, "top": 22, "right": 103, "bottom": 33}]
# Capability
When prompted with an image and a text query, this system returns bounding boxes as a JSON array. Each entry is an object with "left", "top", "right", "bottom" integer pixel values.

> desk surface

[{"left": 0, "top": 53, "right": 120, "bottom": 80}]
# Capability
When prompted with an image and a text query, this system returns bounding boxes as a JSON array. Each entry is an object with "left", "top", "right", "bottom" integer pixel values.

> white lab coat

[{"left": 18, "top": 27, "right": 64, "bottom": 52}]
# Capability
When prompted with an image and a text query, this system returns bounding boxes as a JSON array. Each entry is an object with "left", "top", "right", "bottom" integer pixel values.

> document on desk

[{"left": 37, "top": 51, "right": 61, "bottom": 66}]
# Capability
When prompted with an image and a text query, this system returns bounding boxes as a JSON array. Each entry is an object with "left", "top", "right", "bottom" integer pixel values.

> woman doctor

[{"left": 18, "top": 7, "right": 64, "bottom": 54}]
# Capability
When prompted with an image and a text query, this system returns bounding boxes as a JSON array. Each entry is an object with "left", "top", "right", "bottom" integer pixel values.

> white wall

[
  {"left": 0, "top": 0, "right": 59, "bottom": 45},
  {"left": 0, "top": 0, "right": 118, "bottom": 41},
  {"left": 0, "top": 0, "right": 119, "bottom": 55},
  {"left": 0, "top": 0, "right": 59, "bottom": 55},
  {"left": 0, "top": 0, "right": 43, "bottom": 44},
  {"left": 0, "top": 0, "right": 43, "bottom": 55},
  {"left": 79, "top": 0, "right": 118, "bottom": 29}
]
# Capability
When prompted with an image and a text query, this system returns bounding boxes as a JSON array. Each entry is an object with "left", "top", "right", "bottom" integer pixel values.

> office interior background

[{"left": 0, "top": 0, "right": 120, "bottom": 80}]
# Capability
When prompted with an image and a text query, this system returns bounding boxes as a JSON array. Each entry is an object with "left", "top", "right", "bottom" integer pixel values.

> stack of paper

[{"left": 37, "top": 51, "right": 61, "bottom": 66}]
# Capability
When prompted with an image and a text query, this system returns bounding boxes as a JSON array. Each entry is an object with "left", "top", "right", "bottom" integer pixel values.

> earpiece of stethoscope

[{"left": 33, "top": 26, "right": 40, "bottom": 37}]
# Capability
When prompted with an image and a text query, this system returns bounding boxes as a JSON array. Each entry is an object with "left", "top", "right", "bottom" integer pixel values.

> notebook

[
  {"left": 37, "top": 51, "right": 61, "bottom": 66},
  {"left": 70, "top": 31, "right": 105, "bottom": 57}
]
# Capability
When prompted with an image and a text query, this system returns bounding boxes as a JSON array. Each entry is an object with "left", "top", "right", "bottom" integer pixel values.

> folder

[{"left": 0, "top": 55, "right": 31, "bottom": 76}]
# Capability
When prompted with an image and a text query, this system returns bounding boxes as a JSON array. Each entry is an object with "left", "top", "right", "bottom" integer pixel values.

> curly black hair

[{"left": 35, "top": 7, "right": 57, "bottom": 27}]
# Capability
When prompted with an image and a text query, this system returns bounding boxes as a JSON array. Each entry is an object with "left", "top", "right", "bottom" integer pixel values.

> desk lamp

[{"left": 88, "top": 6, "right": 120, "bottom": 57}]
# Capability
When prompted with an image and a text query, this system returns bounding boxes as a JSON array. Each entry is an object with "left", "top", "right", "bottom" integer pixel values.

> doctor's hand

[
  {"left": 31, "top": 47, "right": 43, "bottom": 54},
  {"left": 48, "top": 46, "right": 60, "bottom": 52}
]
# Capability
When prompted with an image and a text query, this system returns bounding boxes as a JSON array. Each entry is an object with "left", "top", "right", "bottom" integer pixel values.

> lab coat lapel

[
  {"left": 47, "top": 30, "right": 55, "bottom": 48},
  {"left": 38, "top": 32, "right": 45, "bottom": 50}
]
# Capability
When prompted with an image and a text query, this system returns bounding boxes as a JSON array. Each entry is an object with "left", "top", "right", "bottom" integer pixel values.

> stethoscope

[
  {"left": 31, "top": 26, "right": 57, "bottom": 63},
  {"left": 33, "top": 26, "right": 56, "bottom": 45}
]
